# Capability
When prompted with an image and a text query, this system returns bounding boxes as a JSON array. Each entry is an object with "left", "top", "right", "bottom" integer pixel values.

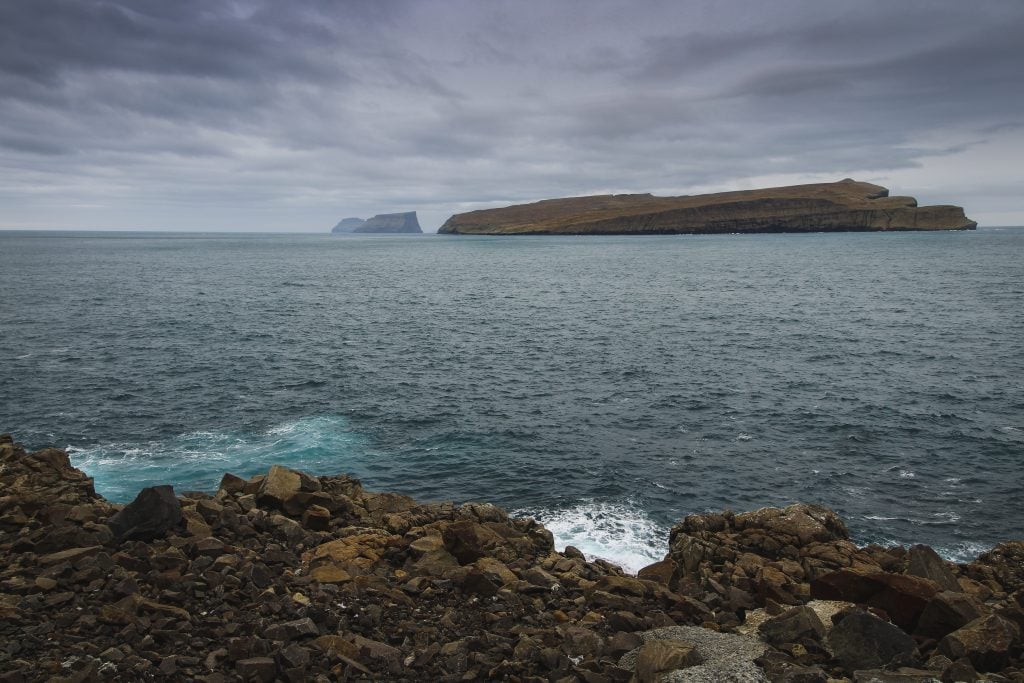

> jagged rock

[
  {"left": 758, "top": 605, "right": 826, "bottom": 646},
  {"left": 810, "top": 570, "right": 939, "bottom": 630},
  {"left": 906, "top": 545, "right": 961, "bottom": 593},
  {"left": 915, "top": 591, "right": 986, "bottom": 640},
  {"left": 827, "top": 610, "right": 918, "bottom": 672},
  {"left": 264, "top": 617, "right": 318, "bottom": 641},
  {"left": 438, "top": 180, "right": 976, "bottom": 235},
  {"left": 4, "top": 438, "right": 1023, "bottom": 683},
  {"left": 633, "top": 640, "right": 701, "bottom": 683},
  {"left": 937, "top": 614, "right": 1020, "bottom": 672},
  {"left": 619, "top": 626, "right": 766, "bottom": 682},
  {"left": 106, "top": 485, "right": 181, "bottom": 541},
  {"left": 235, "top": 656, "right": 276, "bottom": 682}
]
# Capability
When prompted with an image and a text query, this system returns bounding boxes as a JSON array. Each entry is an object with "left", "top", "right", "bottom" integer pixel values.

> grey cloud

[{"left": 0, "top": 0, "right": 1022, "bottom": 231}]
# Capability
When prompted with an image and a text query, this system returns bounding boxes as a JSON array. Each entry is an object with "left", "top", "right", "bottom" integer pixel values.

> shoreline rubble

[{"left": 1, "top": 433, "right": 1021, "bottom": 682}]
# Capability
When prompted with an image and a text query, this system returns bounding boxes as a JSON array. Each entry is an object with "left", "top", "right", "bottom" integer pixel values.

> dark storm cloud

[{"left": 0, "top": 0, "right": 1022, "bottom": 230}]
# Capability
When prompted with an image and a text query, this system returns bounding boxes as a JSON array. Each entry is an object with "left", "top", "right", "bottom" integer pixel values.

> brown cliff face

[{"left": 437, "top": 179, "right": 977, "bottom": 235}]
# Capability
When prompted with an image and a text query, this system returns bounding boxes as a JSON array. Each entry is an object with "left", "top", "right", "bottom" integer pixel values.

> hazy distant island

[
  {"left": 438, "top": 179, "right": 977, "bottom": 235},
  {"left": 331, "top": 211, "right": 422, "bottom": 234}
]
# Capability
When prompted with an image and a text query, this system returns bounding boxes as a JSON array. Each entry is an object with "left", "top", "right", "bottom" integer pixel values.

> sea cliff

[
  {"left": 331, "top": 212, "right": 423, "bottom": 234},
  {"left": 1, "top": 434, "right": 1021, "bottom": 682},
  {"left": 438, "top": 180, "right": 977, "bottom": 235}
]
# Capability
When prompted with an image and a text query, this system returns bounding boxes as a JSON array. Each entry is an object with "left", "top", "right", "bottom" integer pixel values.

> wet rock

[
  {"left": 827, "top": 610, "right": 918, "bottom": 672},
  {"left": 106, "top": 486, "right": 182, "bottom": 541}
]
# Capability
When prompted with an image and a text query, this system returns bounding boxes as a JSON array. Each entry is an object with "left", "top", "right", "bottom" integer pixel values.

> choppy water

[{"left": 2, "top": 229, "right": 1023, "bottom": 571}]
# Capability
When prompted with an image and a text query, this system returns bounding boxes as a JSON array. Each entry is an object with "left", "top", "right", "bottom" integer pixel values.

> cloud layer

[{"left": 2, "top": 0, "right": 1022, "bottom": 230}]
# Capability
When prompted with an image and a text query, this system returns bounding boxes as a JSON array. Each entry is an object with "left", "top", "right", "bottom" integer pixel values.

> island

[
  {"left": 330, "top": 217, "right": 366, "bottom": 233},
  {"left": 332, "top": 212, "right": 422, "bottom": 234},
  {"left": 437, "top": 179, "right": 977, "bottom": 235}
]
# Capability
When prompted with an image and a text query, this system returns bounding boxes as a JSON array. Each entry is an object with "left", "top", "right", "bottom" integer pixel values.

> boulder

[
  {"left": 633, "top": 640, "right": 700, "bottom": 683},
  {"left": 811, "top": 570, "right": 939, "bottom": 630},
  {"left": 906, "top": 545, "right": 961, "bottom": 593},
  {"left": 758, "top": 605, "right": 827, "bottom": 646},
  {"left": 938, "top": 614, "right": 1020, "bottom": 672},
  {"left": 914, "top": 591, "right": 986, "bottom": 640},
  {"left": 106, "top": 485, "right": 181, "bottom": 541},
  {"left": 827, "top": 610, "right": 917, "bottom": 672}
]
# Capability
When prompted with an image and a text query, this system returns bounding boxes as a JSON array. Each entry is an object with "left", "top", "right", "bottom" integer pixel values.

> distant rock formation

[
  {"left": 437, "top": 179, "right": 977, "bottom": 235},
  {"left": 331, "top": 217, "right": 366, "bottom": 233},
  {"left": 354, "top": 212, "right": 422, "bottom": 234}
]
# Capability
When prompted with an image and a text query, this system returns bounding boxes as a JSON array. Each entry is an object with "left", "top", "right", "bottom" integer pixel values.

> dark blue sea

[{"left": 2, "top": 229, "right": 1022, "bottom": 571}]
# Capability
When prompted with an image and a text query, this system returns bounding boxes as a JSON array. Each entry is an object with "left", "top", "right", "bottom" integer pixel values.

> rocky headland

[
  {"left": 332, "top": 212, "right": 422, "bottom": 234},
  {"left": 2, "top": 433, "right": 1021, "bottom": 682},
  {"left": 437, "top": 180, "right": 977, "bottom": 235},
  {"left": 332, "top": 218, "right": 367, "bottom": 234}
]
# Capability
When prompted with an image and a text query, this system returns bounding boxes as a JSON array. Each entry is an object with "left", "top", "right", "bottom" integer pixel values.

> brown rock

[
  {"left": 915, "top": 591, "right": 986, "bottom": 640},
  {"left": 264, "top": 618, "right": 319, "bottom": 641},
  {"left": 37, "top": 545, "right": 101, "bottom": 566},
  {"left": 235, "top": 656, "right": 276, "bottom": 682},
  {"left": 637, "top": 558, "right": 675, "bottom": 586},
  {"left": 938, "top": 614, "right": 1020, "bottom": 672},
  {"left": 107, "top": 485, "right": 181, "bottom": 541},
  {"left": 906, "top": 545, "right": 961, "bottom": 593},
  {"left": 633, "top": 640, "right": 701, "bottom": 683},
  {"left": 301, "top": 505, "right": 331, "bottom": 531},
  {"left": 759, "top": 605, "right": 827, "bottom": 646},
  {"left": 827, "top": 610, "right": 917, "bottom": 672}
]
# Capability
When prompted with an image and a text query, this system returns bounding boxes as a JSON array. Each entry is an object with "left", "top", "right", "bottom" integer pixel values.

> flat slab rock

[{"left": 619, "top": 626, "right": 767, "bottom": 682}]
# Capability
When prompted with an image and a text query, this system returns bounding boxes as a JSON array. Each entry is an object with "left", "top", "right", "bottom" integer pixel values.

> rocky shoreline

[{"left": 1, "top": 434, "right": 1021, "bottom": 682}]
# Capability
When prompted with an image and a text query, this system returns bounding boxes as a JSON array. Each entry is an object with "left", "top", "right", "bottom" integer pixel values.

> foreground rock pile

[{"left": 1, "top": 434, "right": 1021, "bottom": 682}]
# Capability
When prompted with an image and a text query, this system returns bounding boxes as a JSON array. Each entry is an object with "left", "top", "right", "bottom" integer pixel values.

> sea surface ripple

[{"left": 2, "top": 229, "right": 1022, "bottom": 570}]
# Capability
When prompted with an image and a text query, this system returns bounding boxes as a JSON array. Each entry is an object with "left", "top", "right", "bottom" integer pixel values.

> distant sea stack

[
  {"left": 437, "top": 179, "right": 977, "bottom": 235},
  {"left": 331, "top": 217, "right": 366, "bottom": 233},
  {"left": 331, "top": 212, "right": 422, "bottom": 234}
]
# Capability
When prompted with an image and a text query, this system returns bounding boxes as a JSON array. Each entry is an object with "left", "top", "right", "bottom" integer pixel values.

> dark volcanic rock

[
  {"left": 438, "top": 179, "right": 976, "bottom": 235},
  {"left": 827, "top": 610, "right": 918, "bottom": 671},
  {"left": 107, "top": 485, "right": 181, "bottom": 541},
  {"left": 906, "top": 544, "right": 961, "bottom": 593},
  {"left": 938, "top": 614, "right": 1020, "bottom": 672}
]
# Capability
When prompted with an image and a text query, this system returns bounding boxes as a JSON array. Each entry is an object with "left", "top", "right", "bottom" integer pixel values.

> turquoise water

[{"left": 2, "top": 229, "right": 1022, "bottom": 570}]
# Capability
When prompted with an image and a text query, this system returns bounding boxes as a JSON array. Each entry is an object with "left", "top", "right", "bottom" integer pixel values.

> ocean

[{"left": 2, "top": 229, "right": 1022, "bottom": 572}]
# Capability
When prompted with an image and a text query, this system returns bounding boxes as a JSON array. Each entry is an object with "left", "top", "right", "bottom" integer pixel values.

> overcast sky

[{"left": 1, "top": 0, "right": 1022, "bottom": 232}]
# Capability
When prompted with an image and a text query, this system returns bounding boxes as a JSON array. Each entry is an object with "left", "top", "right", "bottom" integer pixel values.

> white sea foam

[
  {"left": 515, "top": 501, "right": 668, "bottom": 575},
  {"left": 69, "top": 415, "right": 364, "bottom": 503},
  {"left": 935, "top": 540, "right": 993, "bottom": 564}
]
